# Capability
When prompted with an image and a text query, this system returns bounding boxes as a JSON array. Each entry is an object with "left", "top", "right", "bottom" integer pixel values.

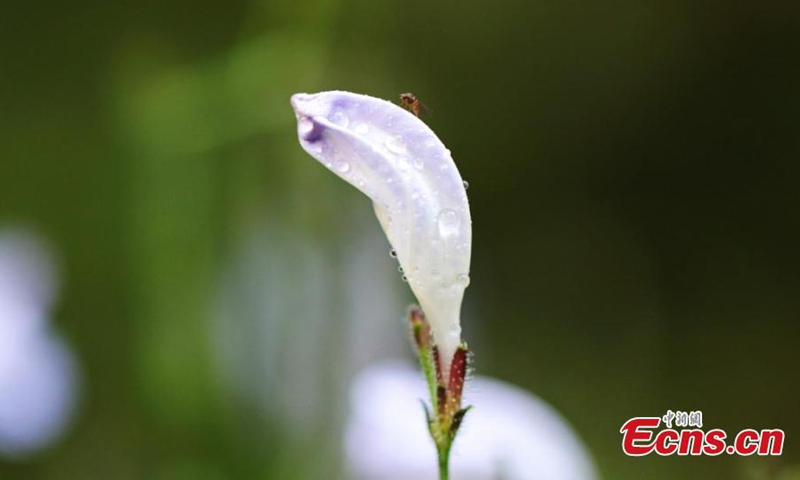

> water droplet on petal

[
  {"left": 389, "top": 249, "right": 397, "bottom": 258},
  {"left": 354, "top": 123, "right": 369, "bottom": 135},
  {"left": 401, "top": 274, "right": 408, "bottom": 282},
  {"left": 437, "top": 209, "right": 460, "bottom": 237},
  {"left": 385, "top": 135, "right": 408, "bottom": 155},
  {"left": 298, "top": 117, "right": 314, "bottom": 135},
  {"left": 425, "top": 139, "right": 436, "bottom": 148},
  {"left": 335, "top": 160, "right": 351, "bottom": 173},
  {"left": 456, "top": 273, "right": 471, "bottom": 287},
  {"left": 412, "top": 157, "right": 424, "bottom": 169},
  {"left": 462, "top": 180, "right": 469, "bottom": 190},
  {"left": 398, "top": 266, "right": 404, "bottom": 273},
  {"left": 397, "top": 157, "right": 411, "bottom": 171},
  {"left": 330, "top": 110, "right": 349, "bottom": 127}
]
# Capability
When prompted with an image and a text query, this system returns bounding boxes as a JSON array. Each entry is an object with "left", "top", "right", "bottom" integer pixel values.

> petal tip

[{"left": 290, "top": 93, "right": 317, "bottom": 117}]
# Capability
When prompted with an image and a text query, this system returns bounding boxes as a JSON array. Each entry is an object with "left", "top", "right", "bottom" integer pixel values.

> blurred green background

[{"left": 1, "top": 0, "right": 798, "bottom": 478}]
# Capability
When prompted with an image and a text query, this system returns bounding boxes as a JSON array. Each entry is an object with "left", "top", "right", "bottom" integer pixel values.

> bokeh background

[{"left": 1, "top": 0, "right": 799, "bottom": 478}]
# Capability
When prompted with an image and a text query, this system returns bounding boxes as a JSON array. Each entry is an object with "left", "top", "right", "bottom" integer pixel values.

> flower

[
  {"left": 345, "top": 361, "right": 599, "bottom": 480},
  {"left": 0, "top": 229, "right": 80, "bottom": 458},
  {"left": 291, "top": 91, "right": 472, "bottom": 378}
]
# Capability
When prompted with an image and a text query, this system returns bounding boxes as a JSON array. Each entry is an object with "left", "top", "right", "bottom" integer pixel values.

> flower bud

[{"left": 291, "top": 91, "right": 472, "bottom": 380}]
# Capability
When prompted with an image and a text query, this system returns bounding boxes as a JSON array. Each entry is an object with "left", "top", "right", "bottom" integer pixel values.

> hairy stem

[
  {"left": 409, "top": 307, "right": 469, "bottom": 480},
  {"left": 419, "top": 346, "right": 438, "bottom": 412}
]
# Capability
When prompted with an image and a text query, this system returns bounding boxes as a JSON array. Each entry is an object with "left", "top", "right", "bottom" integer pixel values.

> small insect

[{"left": 399, "top": 92, "right": 432, "bottom": 117}]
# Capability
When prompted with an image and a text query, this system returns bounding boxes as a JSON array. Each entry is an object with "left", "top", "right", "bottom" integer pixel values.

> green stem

[{"left": 438, "top": 442, "right": 450, "bottom": 480}]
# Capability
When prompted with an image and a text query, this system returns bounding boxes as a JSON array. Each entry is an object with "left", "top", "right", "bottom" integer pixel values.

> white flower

[
  {"left": 0, "top": 229, "right": 79, "bottom": 458},
  {"left": 345, "top": 361, "right": 599, "bottom": 480},
  {"left": 291, "top": 91, "right": 472, "bottom": 378}
]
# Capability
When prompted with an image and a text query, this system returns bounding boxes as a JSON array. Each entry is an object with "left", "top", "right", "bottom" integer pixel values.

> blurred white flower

[
  {"left": 291, "top": 91, "right": 472, "bottom": 379},
  {"left": 345, "top": 361, "right": 599, "bottom": 480},
  {"left": 0, "top": 229, "right": 79, "bottom": 458}
]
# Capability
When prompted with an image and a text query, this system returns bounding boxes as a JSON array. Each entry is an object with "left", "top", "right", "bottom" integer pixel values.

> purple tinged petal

[{"left": 291, "top": 91, "right": 472, "bottom": 379}]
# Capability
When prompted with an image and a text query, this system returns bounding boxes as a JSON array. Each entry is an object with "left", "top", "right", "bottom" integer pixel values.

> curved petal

[{"left": 291, "top": 91, "right": 471, "bottom": 376}]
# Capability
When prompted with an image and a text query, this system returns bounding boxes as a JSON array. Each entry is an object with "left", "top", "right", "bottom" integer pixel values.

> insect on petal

[{"left": 291, "top": 91, "right": 472, "bottom": 379}]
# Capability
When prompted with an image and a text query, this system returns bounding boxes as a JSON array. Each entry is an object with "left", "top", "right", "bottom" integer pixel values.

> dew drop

[
  {"left": 412, "top": 157, "right": 424, "bottom": 169},
  {"left": 389, "top": 249, "right": 397, "bottom": 258},
  {"left": 401, "top": 274, "right": 408, "bottom": 282},
  {"left": 385, "top": 135, "right": 408, "bottom": 155},
  {"left": 298, "top": 117, "right": 314, "bottom": 135},
  {"left": 456, "top": 273, "right": 471, "bottom": 287},
  {"left": 437, "top": 209, "right": 460, "bottom": 237},
  {"left": 398, "top": 266, "right": 404, "bottom": 273},
  {"left": 462, "top": 180, "right": 469, "bottom": 190},
  {"left": 397, "top": 157, "right": 411, "bottom": 171},
  {"left": 335, "top": 160, "right": 351, "bottom": 173},
  {"left": 330, "top": 110, "right": 349, "bottom": 127},
  {"left": 424, "top": 139, "right": 436, "bottom": 148},
  {"left": 354, "top": 123, "right": 369, "bottom": 135}
]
